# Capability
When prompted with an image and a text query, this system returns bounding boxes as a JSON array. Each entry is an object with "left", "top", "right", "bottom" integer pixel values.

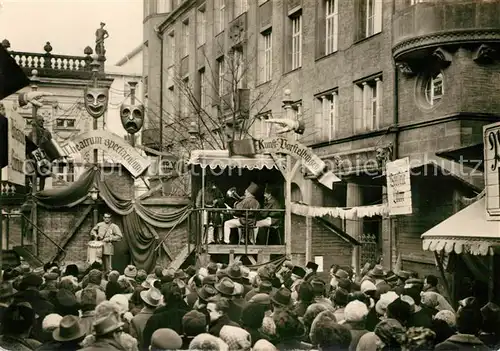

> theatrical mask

[
  {"left": 120, "top": 104, "right": 144, "bottom": 134},
  {"left": 84, "top": 87, "right": 108, "bottom": 119}
]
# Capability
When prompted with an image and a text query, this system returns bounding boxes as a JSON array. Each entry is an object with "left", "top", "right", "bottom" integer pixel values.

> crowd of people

[{"left": 0, "top": 259, "right": 497, "bottom": 351}]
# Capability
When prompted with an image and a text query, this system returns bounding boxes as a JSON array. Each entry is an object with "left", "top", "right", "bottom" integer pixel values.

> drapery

[
  {"left": 33, "top": 167, "right": 191, "bottom": 271},
  {"left": 291, "top": 202, "right": 388, "bottom": 219}
]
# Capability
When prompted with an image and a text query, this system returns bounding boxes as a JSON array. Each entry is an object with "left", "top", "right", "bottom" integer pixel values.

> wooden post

[
  {"left": 489, "top": 252, "right": 494, "bottom": 302},
  {"left": 282, "top": 90, "right": 293, "bottom": 259},
  {"left": 434, "top": 251, "right": 453, "bottom": 306}
]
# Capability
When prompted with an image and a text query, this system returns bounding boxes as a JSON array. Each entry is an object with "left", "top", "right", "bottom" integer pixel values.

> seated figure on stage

[
  {"left": 223, "top": 182, "right": 260, "bottom": 244},
  {"left": 195, "top": 182, "right": 224, "bottom": 244},
  {"left": 90, "top": 212, "right": 123, "bottom": 271},
  {"left": 253, "top": 187, "right": 283, "bottom": 243}
]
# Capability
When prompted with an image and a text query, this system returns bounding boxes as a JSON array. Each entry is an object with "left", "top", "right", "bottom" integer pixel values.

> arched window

[{"left": 425, "top": 72, "right": 444, "bottom": 106}]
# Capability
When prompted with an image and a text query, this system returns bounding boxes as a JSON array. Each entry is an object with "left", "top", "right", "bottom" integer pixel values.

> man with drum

[{"left": 90, "top": 213, "right": 123, "bottom": 271}]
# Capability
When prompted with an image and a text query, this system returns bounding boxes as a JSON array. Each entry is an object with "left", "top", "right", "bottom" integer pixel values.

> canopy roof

[
  {"left": 421, "top": 196, "right": 500, "bottom": 256},
  {"left": 436, "top": 143, "right": 484, "bottom": 172},
  {"left": 188, "top": 149, "right": 285, "bottom": 170}
]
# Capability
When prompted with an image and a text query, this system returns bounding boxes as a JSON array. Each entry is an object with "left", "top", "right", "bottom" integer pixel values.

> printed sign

[
  {"left": 386, "top": 157, "right": 412, "bottom": 216},
  {"left": 1, "top": 106, "right": 26, "bottom": 186},
  {"left": 484, "top": 122, "right": 500, "bottom": 220},
  {"left": 259, "top": 137, "right": 341, "bottom": 187},
  {"left": 61, "top": 130, "right": 150, "bottom": 178}
]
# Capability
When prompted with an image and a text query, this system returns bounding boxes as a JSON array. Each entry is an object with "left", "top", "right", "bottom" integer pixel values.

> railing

[
  {"left": 10, "top": 51, "right": 90, "bottom": 72},
  {"left": 189, "top": 207, "right": 285, "bottom": 255}
]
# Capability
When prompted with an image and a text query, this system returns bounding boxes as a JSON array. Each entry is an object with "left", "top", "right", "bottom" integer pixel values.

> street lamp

[
  {"left": 89, "top": 186, "right": 99, "bottom": 201},
  {"left": 188, "top": 121, "right": 199, "bottom": 141},
  {"left": 89, "top": 185, "right": 99, "bottom": 226}
]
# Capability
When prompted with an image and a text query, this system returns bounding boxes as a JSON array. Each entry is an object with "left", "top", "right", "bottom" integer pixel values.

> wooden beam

[
  {"left": 51, "top": 205, "right": 92, "bottom": 262},
  {"left": 207, "top": 245, "right": 285, "bottom": 255},
  {"left": 247, "top": 255, "right": 257, "bottom": 265}
]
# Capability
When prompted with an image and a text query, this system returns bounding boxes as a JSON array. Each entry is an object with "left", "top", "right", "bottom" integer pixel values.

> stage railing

[{"left": 190, "top": 207, "right": 285, "bottom": 252}]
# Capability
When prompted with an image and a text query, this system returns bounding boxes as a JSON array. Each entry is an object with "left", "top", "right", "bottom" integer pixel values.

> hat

[
  {"left": 220, "top": 325, "right": 251, "bottom": 350},
  {"left": 395, "top": 270, "right": 411, "bottom": 280},
  {"left": 110, "top": 294, "right": 129, "bottom": 313},
  {"left": 375, "top": 291, "right": 399, "bottom": 316},
  {"left": 306, "top": 261, "right": 319, "bottom": 271},
  {"left": 42, "top": 313, "right": 62, "bottom": 331},
  {"left": 140, "top": 288, "right": 162, "bottom": 307},
  {"left": 21, "top": 273, "right": 42, "bottom": 288},
  {"left": 142, "top": 274, "right": 157, "bottom": 289},
  {"left": 291, "top": 266, "right": 306, "bottom": 279},
  {"left": 93, "top": 313, "right": 124, "bottom": 336},
  {"left": 136, "top": 270, "right": 147, "bottom": 283},
  {"left": 335, "top": 269, "right": 349, "bottom": 280},
  {"left": 151, "top": 328, "right": 183, "bottom": 350},
  {"left": 481, "top": 302, "right": 500, "bottom": 324},
  {"left": 215, "top": 277, "right": 235, "bottom": 296},
  {"left": 368, "top": 265, "right": 385, "bottom": 279},
  {"left": 0, "top": 281, "right": 16, "bottom": 299},
  {"left": 80, "top": 288, "right": 98, "bottom": 307},
  {"left": 405, "top": 278, "right": 423, "bottom": 286},
  {"left": 197, "top": 284, "right": 218, "bottom": 302},
  {"left": 310, "top": 279, "right": 326, "bottom": 295},
  {"left": 88, "top": 269, "right": 102, "bottom": 285},
  {"left": 344, "top": 300, "right": 369, "bottom": 323},
  {"left": 360, "top": 280, "right": 377, "bottom": 293},
  {"left": 43, "top": 272, "right": 59, "bottom": 281},
  {"left": 258, "top": 280, "right": 273, "bottom": 293},
  {"left": 254, "top": 339, "right": 277, "bottom": 351},
  {"left": 271, "top": 287, "right": 292, "bottom": 307},
  {"left": 249, "top": 293, "right": 272, "bottom": 306},
  {"left": 233, "top": 282, "right": 244, "bottom": 296},
  {"left": 246, "top": 182, "right": 259, "bottom": 196},
  {"left": 174, "top": 269, "right": 188, "bottom": 280},
  {"left": 385, "top": 271, "right": 398, "bottom": 283},
  {"left": 56, "top": 289, "right": 78, "bottom": 308},
  {"left": 52, "top": 315, "right": 86, "bottom": 342},
  {"left": 207, "top": 262, "right": 218, "bottom": 275},
  {"left": 434, "top": 310, "right": 456, "bottom": 328},
  {"left": 227, "top": 265, "right": 242, "bottom": 280},
  {"left": 374, "top": 318, "right": 406, "bottom": 347},
  {"left": 202, "top": 274, "right": 217, "bottom": 287},
  {"left": 124, "top": 265, "right": 137, "bottom": 279}
]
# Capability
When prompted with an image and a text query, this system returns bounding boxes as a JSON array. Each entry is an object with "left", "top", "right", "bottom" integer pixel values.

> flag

[
  {"left": 0, "top": 113, "right": 7, "bottom": 168},
  {"left": 0, "top": 45, "right": 30, "bottom": 100}
]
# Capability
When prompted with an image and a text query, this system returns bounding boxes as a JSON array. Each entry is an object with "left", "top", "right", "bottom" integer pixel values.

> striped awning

[
  {"left": 421, "top": 196, "right": 500, "bottom": 256},
  {"left": 188, "top": 150, "right": 285, "bottom": 170}
]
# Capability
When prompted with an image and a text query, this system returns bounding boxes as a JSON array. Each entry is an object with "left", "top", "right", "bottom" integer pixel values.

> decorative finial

[
  {"left": 282, "top": 89, "right": 293, "bottom": 105},
  {"left": 31, "top": 69, "right": 38, "bottom": 78},
  {"left": 84, "top": 46, "right": 93, "bottom": 56},
  {"left": 43, "top": 41, "right": 53, "bottom": 54},
  {"left": 1, "top": 39, "right": 10, "bottom": 50}
]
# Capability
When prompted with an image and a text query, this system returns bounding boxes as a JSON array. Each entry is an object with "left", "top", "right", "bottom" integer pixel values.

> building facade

[{"left": 143, "top": 0, "right": 500, "bottom": 273}]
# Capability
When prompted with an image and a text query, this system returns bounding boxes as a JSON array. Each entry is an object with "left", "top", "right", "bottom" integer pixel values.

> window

[
  {"left": 232, "top": 49, "right": 244, "bottom": 89},
  {"left": 325, "top": 0, "right": 338, "bottom": 55},
  {"left": 260, "top": 30, "right": 272, "bottom": 82},
  {"left": 410, "top": 0, "right": 424, "bottom": 4},
  {"left": 199, "top": 68, "right": 208, "bottom": 107},
  {"left": 315, "top": 91, "right": 338, "bottom": 141},
  {"left": 365, "top": 0, "right": 382, "bottom": 37},
  {"left": 167, "top": 85, "right": 175, "bottom": 122},
  {"left": 56, "top": 119, "right": 64, "bottom": 128},
  {"left": 425, "top": 72, "right": 443, "bottom": 106},
  {"left": 234, "top": 0, "right": 248, "bottom": 18},
  {"left": 197, "top": 7, "right": 206, "bottom": 46},
  {"left": 66, "top": 119, "right": 75, "bottom": 128},
  {"left": 354, "top": 77, "right": 382, "bottom": 132},
  {"left": 55, "top": 118, "right": 76, "bottom": 129},
  {"left": 182, "top": 20, "right": 189, "bottom": 57},
  {"left": 216, "top": 0, "right": 226, "bottom": 33},
  {"left": 258, "top": 112, "right": 272, "bottom": 138},
  {"left": 181, "top": 77, "right": 190, "bottom": 117},
  {"left": 217, "top": 58, "right": 225, "bottom": 96},
  {"left": 66, "top": 162, "right": 75, "bottom": 183},
  {"left": 167, "top": 32, "right": 175, "bottom": 66},
  {"left": 291, "top": 14, "right": 302, "bottom": 70}
]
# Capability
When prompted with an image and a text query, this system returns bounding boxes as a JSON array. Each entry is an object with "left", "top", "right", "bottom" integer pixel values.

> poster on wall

[
  {"left": 386, "top": 157, "right": 412, "bottom": 216},
  {"left": 484, "top": 121, "right": 500, "bottom": 220},
  {"left": 1, "top": 105, "right": 26, "bottom": 186}
]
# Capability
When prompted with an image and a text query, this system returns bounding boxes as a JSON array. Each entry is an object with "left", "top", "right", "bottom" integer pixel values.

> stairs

[
  {"left": 168, "top": 245, "right": 195, "bottom": 270},
  {"left": 13, "top": 245, "right": 44, "bottom": 268}
]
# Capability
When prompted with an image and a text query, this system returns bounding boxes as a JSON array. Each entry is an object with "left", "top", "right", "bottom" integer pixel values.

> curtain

[
  {"left": 462, "top": 254, "right": 490, "bottom": 284},
  {"left": 121, "top": 212, "right": 158, "bottom": 272}
]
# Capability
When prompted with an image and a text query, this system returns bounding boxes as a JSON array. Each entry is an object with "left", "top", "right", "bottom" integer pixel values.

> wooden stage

[{"left": 204, "top": 245, "right": 285, "bottom": 264}]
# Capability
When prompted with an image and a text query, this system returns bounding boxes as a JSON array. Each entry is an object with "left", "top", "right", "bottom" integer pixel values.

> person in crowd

[
  {"left": 253, "top": 187, "right": 283, "bottom": 244},
  {"left": 240, "top": 301, "right": 267, "bottom": 346},
  {"left": 386, "top": 298, "right": 412, "bottom": 327},
  {"left": 38, "top": 315, "right": 87, "bottom": 351},
  {"left": 78, "top": 313, "right": 126, "bottom": 351},
  {"left": 129, "top": 287, "right": 161, "bottom": 348},
  {"left": 79, "top": 289, "right": 99, "bottom": 336},
  {"left": 219, "top": 325, "right": 251, "bottom": 351},
  {"left": 181, "top": 310, "right": 207, "bottom": 349},
  {"left": 302, "top": 304, "right": 335, "bottom": 343},
  {"left": 223, "top": 182, "right": 261, "bottom": 244},
  {"left": 423, "top": 275, "right": 440, "bottom": 293},
  {"left": 149, "top": 328, "right": 183, "bottom": 351},
  {"left": 0, "top": 302, "right": 41, "bottom": 350},
  {"left": 294, "top": 281, "right": 314, "bottom": 317},
  {"left": 343, "top": 300, "right": 369, "bottom": 351},
  {"left": 311, "top": 279, "right": 332, "bottom": 308},
  {"left": 479, "top": 302, "right": 500, "bottom": 349},
  {"left": 332, "top": 288, "right": 349, "bottom": 322},
  {"left": 273, "top": 309, "right": 312, "bottom": 350},
  {"left": 207, "top": 296, "right": 240, "bottom": 337},
  {"left": 403, "top": 326, "right": 437, "bottom": 351},
  {"left": 0, "top": 281, "right": 16, "bottom": 324},
  {"left": 373, "top": 318, "right": 406, "bottom": 350},
  {"left": 40, "top": 313, "right": 63, "bottom": 343},
  {"left": 309, "top": 313, "right": 351, "bottom": 351},
  {"left": 404, "top": 287, "right": 434, "bottom": 328}
]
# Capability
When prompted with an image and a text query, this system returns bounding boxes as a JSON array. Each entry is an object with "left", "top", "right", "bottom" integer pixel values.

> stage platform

[{"left": 204, "top": 244, "right": 286, "bottom": 264}]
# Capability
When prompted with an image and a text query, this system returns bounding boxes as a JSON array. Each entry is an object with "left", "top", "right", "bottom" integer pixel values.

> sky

[{"left": 0, "top": 0, "right": 143, "bottom": 65}]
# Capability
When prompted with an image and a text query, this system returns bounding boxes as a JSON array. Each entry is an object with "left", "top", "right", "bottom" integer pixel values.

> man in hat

[
  {"left": 253, "top": 186, "right": 283, "bottom": 244},
  {"left": 38, "top": 315, "right": 87, "bottom": 351},
  {"left": 304, "top": 261, "right": 319, "bottom": 282},
  {"left": 0, "top": 302, "right": 41, "bottom": 350},
  {"left": 90, "top": 212, "right": 123, "bottom": 271},
  {"left": 130, "top": 287, "right": 161, "bottom": 348},
  {"left": 79, "top": 313, "right": 125, "bottom": 351},
  {"left": 214, "top": 277, "right": 242, "bottom": 323},
  {"left": 207, "top": 296, "right": 240, "bottom": 337},
  {"left": 223, "top": 182, "right": 261, "bottom": 244}
]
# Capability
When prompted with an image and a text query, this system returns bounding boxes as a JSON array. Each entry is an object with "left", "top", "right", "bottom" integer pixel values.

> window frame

[
  {"left": 425, "top": 72, "right": 444, "bottom": 106},
  {"left": 217, "top": 57, "right": 225, "bottom": 97},
  {"left": 291, "top": 13, "right": 302, "bottom": 70},
  {"left": 261, "top": 29, "right": 272, "bottom": 82},
  {"left": 325, "top": 0, "right": 338, "bottom": 55},
  {"left": 182, "top": 19, "right": 190, "bottom": 57},
  {"left": 197, "top": 5, "right": 206, "bottom": 46}
]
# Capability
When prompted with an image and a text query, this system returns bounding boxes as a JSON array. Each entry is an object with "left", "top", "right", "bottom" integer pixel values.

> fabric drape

[
  {"left": 461, "top": 254, "right": 490, "bottom": 284},
  {"left": 32, "top": 167, "right": 191, "bottom": 271}
]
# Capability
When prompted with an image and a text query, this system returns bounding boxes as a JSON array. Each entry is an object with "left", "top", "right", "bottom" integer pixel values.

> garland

[
  {"left": 460, "top": 189, "right": 485, "bottom": 206},
  {"left": 291, "top": 202, "right": 389, "bottom": 219}
]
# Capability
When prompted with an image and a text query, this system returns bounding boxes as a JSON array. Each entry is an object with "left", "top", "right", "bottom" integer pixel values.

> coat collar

[{"left": 447, "top": 334, "right": 484, "bottom": 345}]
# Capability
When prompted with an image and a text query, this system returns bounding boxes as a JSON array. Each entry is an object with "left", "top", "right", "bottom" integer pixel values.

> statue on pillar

[{"left": 95, "top": 22, "right": 109, "bottom": 57}]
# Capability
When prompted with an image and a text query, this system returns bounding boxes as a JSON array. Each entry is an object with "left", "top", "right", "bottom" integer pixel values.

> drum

[{"left": 87, "top": 240, "right": 103, "bottom": 264}]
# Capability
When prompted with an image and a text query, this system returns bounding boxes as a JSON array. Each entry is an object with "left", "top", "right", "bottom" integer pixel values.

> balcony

[{"left": 392, "top": 0, "right": 500, "bottom": 61}]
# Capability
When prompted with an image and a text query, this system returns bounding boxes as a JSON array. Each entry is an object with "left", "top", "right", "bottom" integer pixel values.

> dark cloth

[
  {"left": 141, "top": 302, "right": 189, "bottom": 351},
  {"left": 275, "top": 339, "right": 313, "bottom": 350},
  {"left": 478, "top": 333, "right": 500, "bottom": 350},
  {"left": 234, "top": 196, "right": 260, "bottom": 226},
  {"left": 259, "top": 196, "right": 283, "bottom": 225},
  {"left": 408, "top": 307, "right": 434, "bottom": 328},
  {"left": 0, "top": 45, "right": 31, "bottom": 101},
  {"left": 294, "top": 301, "right": 311, "bottom": 318},
  {"left": 228, "top": 298, "right": 245, "bottom": 324},
  {"left": 209, "top": 314, "right": 240, "bottom": 337},
  {"left": 181, "top": 336, "right": 195, "bottom": 350},
  {"left": 0, "top": 114, "right": 7, "bottom": 169},
  {"left": 36, "top": 340, "right": 82, "bottom": 351},
  {"left": 105, "top": 281, "right": 122, "bottom": 300},
  {"left": 130, "top": 308, "right": 155, "bottom": 349},
  {"left": 434, "top": 334, "right": 490, "bottom": 351},
  {"left": 13, "top": 289, "right": 54, "bottom": 342},
  {"left": 244, "top": 326, "right": 269, "bottom": 347},
  {"left": 77, "top": 338, "right": 125, "bottom": 351},
  {"left": 0, "top": 335, "right": 41, "bottom": 351},
  {"left": 365, "top": 308, "right": 381, "bottom": 332},
  {"left": 185, "top": 291, "right": 198, "bottom": 309},
  {"left": 343, "top": 322, "right": 369, "bottom": 351}
]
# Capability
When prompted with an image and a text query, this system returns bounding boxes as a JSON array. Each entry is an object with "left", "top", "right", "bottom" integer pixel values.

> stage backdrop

[{"left": 33, "top": 167, "right": 191, "bottom": 272}]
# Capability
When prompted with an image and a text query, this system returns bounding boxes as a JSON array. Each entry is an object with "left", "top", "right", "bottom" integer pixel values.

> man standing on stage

[{"left": 90, "top": 213, "right": 122, "bottom": 271}]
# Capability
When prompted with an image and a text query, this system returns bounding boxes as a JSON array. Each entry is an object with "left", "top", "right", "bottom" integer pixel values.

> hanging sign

[
  {"left": 484, "top": 121, "right": 500, "bottom": 220},
  {"left": 259, "top": 137, "right": 341, "bottom": 188},
  {"left": 386, "top": 157, "right": 412, "bottom": 216},
  {"left": 1, "top": 106, "right": 26, "bottom": 186},
  {"left": 61, "top": 130, "right": 150, "bottom": 178}
]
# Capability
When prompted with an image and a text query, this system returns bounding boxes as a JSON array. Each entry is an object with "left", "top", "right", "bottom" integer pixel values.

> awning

[
  {"left": 436, "top": 143, "right": 484, "bottom": 172},
  {"left": 421, "top": 196, "right": 500, "bottom": 256},
  {"left": 188, "top": 149, "right": 285, "bottom": 170}
]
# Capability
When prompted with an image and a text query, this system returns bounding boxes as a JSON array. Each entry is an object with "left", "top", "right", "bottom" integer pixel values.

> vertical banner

[
  {"left": 1, "top": 106, "right": 26, "bottom": 186},
  {"left": 386, "top": 157, "right": 412, "bottom": 216},
  {"left": 484, "top": 121, "right": 500, "bottom": 220}
]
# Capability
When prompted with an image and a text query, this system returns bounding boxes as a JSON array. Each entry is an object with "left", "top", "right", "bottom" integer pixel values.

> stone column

[{"left": 346, "top": 182, "right": 363, "bottom": 276}]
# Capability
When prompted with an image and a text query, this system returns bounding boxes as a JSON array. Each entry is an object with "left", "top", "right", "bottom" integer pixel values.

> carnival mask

[
  {"left": 84, "top": 87, "right": 108, "bottom": 119},
  {"left": 120, "top": 104, "right": 144, "bottom": 134}
]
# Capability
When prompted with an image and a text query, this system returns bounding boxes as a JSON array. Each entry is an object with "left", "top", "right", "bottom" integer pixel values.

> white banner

[
  {"left": 1, "top": 106, "right": 26, "bottom": 186},
  {"left": 484, "top": 121, "right": 500, "bottom": 220},
  {"left": 386, "top": 157, "right": 412, "bottom": 216}
]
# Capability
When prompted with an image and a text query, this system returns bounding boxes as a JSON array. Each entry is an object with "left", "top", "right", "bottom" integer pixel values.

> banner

[
  {"left": 1, "top": 106, "right": 26, "bottom": 186},
  {"left": 484, "top": 121, "right": 500, "bottom": 220},
  {"left": 386, "top": 157, "right": 412, "bottom": 216},
  {"left": 61, "top": 130, "right": 150, "bottom": 178}
]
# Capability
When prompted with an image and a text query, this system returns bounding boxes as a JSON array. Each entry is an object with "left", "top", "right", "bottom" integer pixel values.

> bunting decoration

[{"left": 290, "top": 202, "right": 389, "bottom": 219}]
